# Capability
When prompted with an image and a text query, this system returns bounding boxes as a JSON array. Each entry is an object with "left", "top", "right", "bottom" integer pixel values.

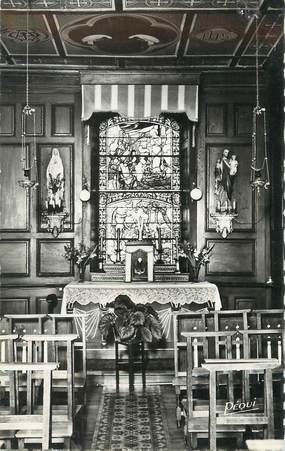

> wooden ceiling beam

[{"left": 44, "top": 13, "right": 67, "bottom": 59}]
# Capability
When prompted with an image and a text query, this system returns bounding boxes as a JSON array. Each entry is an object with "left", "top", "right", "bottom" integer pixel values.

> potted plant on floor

[{"left": 99, "top": 295, "right": 163, "bottom": 345}]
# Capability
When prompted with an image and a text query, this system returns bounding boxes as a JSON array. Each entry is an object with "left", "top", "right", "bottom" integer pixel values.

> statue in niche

[
  {"left": 46, "top": 148, "right": 65, "bottom": 214},
  {"left": 214, "top": 148, "right": 238, "bottom": 207}
]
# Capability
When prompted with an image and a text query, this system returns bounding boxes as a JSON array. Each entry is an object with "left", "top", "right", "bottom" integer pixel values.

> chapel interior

[{"left": 0, "top": 0, "right": 284, "bottom": 450}]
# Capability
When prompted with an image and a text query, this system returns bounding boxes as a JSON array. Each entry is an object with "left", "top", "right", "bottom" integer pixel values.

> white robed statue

[{"left": 46, "top": 148, "right": 65, "bottom": 213}]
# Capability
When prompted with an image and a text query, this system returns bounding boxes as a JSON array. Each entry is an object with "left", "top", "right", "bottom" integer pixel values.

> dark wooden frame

[
  {"left": 205, "top": 143, "right": 255, "bottom": 233},
  {"left": 0, "top": 104, "right": 15, "bottom": 136},
  {"left": 36, "top": 238, "right": 74, "bottom": 277},
  {"left": 0, "top": 239, "right": 30, "bottom": 277},
  {"left": 51, "top": 104, "right": 74, "bottom": 137},
  {"left": 0, "top": 143, "right": 30, "bottom": 232},
  {"left": 206, "top": 104, "right": 227, "bottom": 136},
  {"left": 205, "top": 238, "right": 256, "bottom": 277},
  {"left": 37, "top": 143, "right": 74, "bottom": 233},
  {"left": 234, "top": 103, "right": 254, "bottom": 137},
  {"left": 0, "top": 298, "right": 30, "bottom": 314}
]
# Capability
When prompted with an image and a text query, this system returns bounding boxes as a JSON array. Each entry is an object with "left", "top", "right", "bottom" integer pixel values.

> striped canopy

[{"left": 81, "top": 84, "right": 199, "bottom": 122}]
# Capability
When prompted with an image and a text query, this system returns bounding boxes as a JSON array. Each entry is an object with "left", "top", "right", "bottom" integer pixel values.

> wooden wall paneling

[
  {"left": 36, "top": 296, "right": 62, "bottom": 314},
  {"left": 0, "top": 144, "right": 30, "bottom": 231},
  {"left": 206, "top": 239, "right": 255, "bottom": 276},
  {"left": 23, "top": 104, "right": 45, "bottom": 136},
  {"left": 51, "top": 104, "right": 74, "bottom": 136},
  {"left": 37, "top": 143, "right": 74, "bottom": 231},
  {"left": 206, "top": 144, "right": 254, "bottom": 231},
  {"left": 37, "top": 239, "right": 73, "bottom": 277},
  {"left": 0, "top": 298, "right": 30, "bottom": 315},
  {"left": 234, "top": 104, "right": 253, "bottom": 136},
  {"left": 0, "top": 239, "right": 30, "bottom": 277},
  {"left": 0, "top": 105, "right": 15, "bottom": 136},
  {"left": 235, "top": 298, "right": 257, "bottom": 310},
  {"left": 206, "top": 104, "right": 227, "bottom": 136}
]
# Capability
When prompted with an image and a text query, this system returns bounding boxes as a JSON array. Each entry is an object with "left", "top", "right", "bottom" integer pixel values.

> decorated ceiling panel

[
  {"left": 1, "top": 0, "right": 115, "bottom": 10},
  {"left": 0, "top": 1, "right": 282, "bottom": 68},
  {"left": 1, "top": 13, "right": 57, "bottom": 55},
  {"left": 185, "top": 13, "right": 247, "bottom": 57},
  {"left": 55, "top": 12, "right": 185, "bottom": 57},
  {"left": 122, "top": 0, "right": 263, "bottom": 10}
]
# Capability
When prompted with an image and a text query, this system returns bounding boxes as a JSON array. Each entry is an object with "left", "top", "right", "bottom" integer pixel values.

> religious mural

[{"left": 99, "top": 116, "right": 181, "bottom": 264}]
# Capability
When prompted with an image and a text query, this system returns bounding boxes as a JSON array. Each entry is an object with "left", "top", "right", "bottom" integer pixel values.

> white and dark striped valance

[{"left": 81, "top": 84, "right": 199, "bottom": 122}]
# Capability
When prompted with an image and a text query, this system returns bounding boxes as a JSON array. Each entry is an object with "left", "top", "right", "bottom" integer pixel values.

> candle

[
  {"left": 216, "top": 201, "right": 221, "bottom": 212},
  {"left": 232, "top": 199, "right": 237, "bottom": 213},
  {"left": 175, "top": 236, "right": 179, "bottom": 260},
  {"left": 116, "top": 228, "right": 120, "bottom": 249},
  {"left": 100, "top": 235, "right": 104, "bottom": 253},
  {"left": 157, "top": 227, "right": 162, "bottom": 250}
]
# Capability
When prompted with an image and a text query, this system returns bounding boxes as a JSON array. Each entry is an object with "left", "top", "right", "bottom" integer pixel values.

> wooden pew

[
  {"left": 0, "top": 362, "right": 58, "bottom": 450},
  {"left": 46, "top": 314, "right": 87, "bottom": 404},
  {"left": 5, "top": 314, "right": 47, "bottom": 335},
  {"left": 182, "top": 330, "right": 246, "bottom": 449},
  {"left": 15, "top": 334, "right": 79, "bottom": 450},
  {"left": 172, "top": 309, "right": 250, "bottom": 414},
  {"left": 202, "top": 358, "right": 280, "bottom": 451}
]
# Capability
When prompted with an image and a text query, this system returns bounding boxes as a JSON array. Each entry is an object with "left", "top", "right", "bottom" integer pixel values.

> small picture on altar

[{"left": 131, "top": 249, "right": 148, "bottom": 282}]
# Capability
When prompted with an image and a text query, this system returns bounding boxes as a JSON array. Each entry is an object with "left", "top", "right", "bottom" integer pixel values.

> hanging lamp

[
  {"left": 18, "top": 4, "right": 39, "bottom": 191},
  {"left": 250, "top": 13, "right": 270, "bottom": 194}
]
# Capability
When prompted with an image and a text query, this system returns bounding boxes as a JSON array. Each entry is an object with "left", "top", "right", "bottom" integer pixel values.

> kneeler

[{"left": 115, "top": 340, "right": 146, "bottom": 392}]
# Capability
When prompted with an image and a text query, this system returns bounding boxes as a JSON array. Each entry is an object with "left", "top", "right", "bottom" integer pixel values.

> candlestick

[
  {"left": 157, "top": 227, "right": 162, "bottom": 250},
  {"left": 175, "top": 236, "right": 179, "bottom": 261},
  {"left": 100, "top": 235, "right": 104, "bottom": 255},
  {"left": 116, "top": 228, "right": 120, "bottom": 249}
]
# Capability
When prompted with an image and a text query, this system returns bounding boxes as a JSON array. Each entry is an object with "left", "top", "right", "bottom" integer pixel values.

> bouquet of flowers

[
  {"left": 179, "top": 241, "right": 215, "bottom": 281},
  {"left": 64, "top": 242, "right": 98, "bottom": 280}
]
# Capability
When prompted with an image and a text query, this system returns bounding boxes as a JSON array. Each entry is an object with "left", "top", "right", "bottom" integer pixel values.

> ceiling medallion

[
  {"left": 1, "top": 28, "right": 49, "bottom": 43},
  {"left": 195, "top": 28, "right": 238, "bottom": 43},
  {"left": 61, "top": 14, "right": 178, "bottom": 55}
]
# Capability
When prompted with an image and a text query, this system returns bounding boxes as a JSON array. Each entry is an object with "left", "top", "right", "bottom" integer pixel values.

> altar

[
  {"left": 61, "top": 281, "right": 222, "bottom": 312},
  {"left": 61, "top": 281, "right": 222, "bottom": 340}
]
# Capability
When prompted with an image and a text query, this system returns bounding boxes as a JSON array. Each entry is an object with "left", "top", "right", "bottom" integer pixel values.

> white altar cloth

[{"left": 61, "top": 281, "right": 222, "bottom": 313}]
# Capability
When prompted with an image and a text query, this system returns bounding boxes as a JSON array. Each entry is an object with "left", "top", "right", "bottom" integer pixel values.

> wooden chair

[
  {"left": 15, "top": 334, "right": 79, "bottom": 450},
  {"left": 249, "top": 309, "right": 283, "bottom": 331},
  {"left": 0, "top": 362, "right": 58, "bottom": 450},
  {"left": 202, "top": 358, "right": 280, "bottom": 451},
  {"left": 182, "top": 330, "right": 246, "bottom": 449},
  {"left": 172, "top": 310, "right": 249, "bottom": 418},
  {"left": 5, "top": 314, "right": 47, "bottom": 335},
  {"left": 115, "top": 339, "right": 146, "bottom": 392},
  {"left": 46, "top": 313, "right": 87, "bottom": 404}
]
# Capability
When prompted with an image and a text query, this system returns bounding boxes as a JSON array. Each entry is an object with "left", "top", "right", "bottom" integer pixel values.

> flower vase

[
  {"left": 78, "top": 266, "right": 86, "bottom": 283},
  {"left": 189, "top": 266, "right": 200, "bottom": 283}
]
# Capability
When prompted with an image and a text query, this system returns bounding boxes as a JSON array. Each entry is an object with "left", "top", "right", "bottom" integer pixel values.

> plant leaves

[
  {"left": 130, "top": 311, "right": 145, "bottom": 326},
  {"left": 140, "top": 326, "right": 152, "bottom": 343},
  {"left": 119, "top": 325, "right": 135, "bottom": 342},
  {"left": 99, "top": 312, "right": 116, "bottom": 336}
]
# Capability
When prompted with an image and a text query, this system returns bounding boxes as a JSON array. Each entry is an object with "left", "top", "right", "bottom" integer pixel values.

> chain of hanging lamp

[
  {"left": 250, "top": 11, "right": 270, "bottom": 193},
  {"left": 18, "top": 2, "right": 39, "bottom": 190}
]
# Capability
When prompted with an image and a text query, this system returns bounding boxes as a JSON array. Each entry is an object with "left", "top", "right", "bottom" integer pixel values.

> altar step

[{"left": 91, "top": 264, "right": 189, "bottom": 282}]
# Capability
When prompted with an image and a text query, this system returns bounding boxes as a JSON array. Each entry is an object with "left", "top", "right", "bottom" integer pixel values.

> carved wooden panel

[
  {"left": 206, "top": 104, "right": 226, "bottom": 136},
  {"left": 0, "top": 298, "right": 30, "bottom": 315},
  {"left": 51, "top": 104, "right": 74, "bottom": 136},
  {"left": 37, "top": 239, "right": 73, "bottom": 276},
  {"left": 0, "top": 240, "right": 30, "bottom": 277},
  {"left": 206, "top": 144, "right": 254, "bottom": 231},
  {"left": 235, "top": 298, "right": 257, "bottom": 310},
  {"left": 23, "top": 104, "right": 45, "bottom": 136},
  {"left": 37, "top": 144, "right": 73, "bottom": 232},
  {"left": 234, "top": 104, "right": 253, "bottom": 136},
  {"left": 0, "top": 144, "right": 29, "bottom": 231},
  {"left": 0, "top": 105, "right": 15, "bottom": 136},
  {"left": 206, "top": 239, "right": 255, "bottom": 276}
]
